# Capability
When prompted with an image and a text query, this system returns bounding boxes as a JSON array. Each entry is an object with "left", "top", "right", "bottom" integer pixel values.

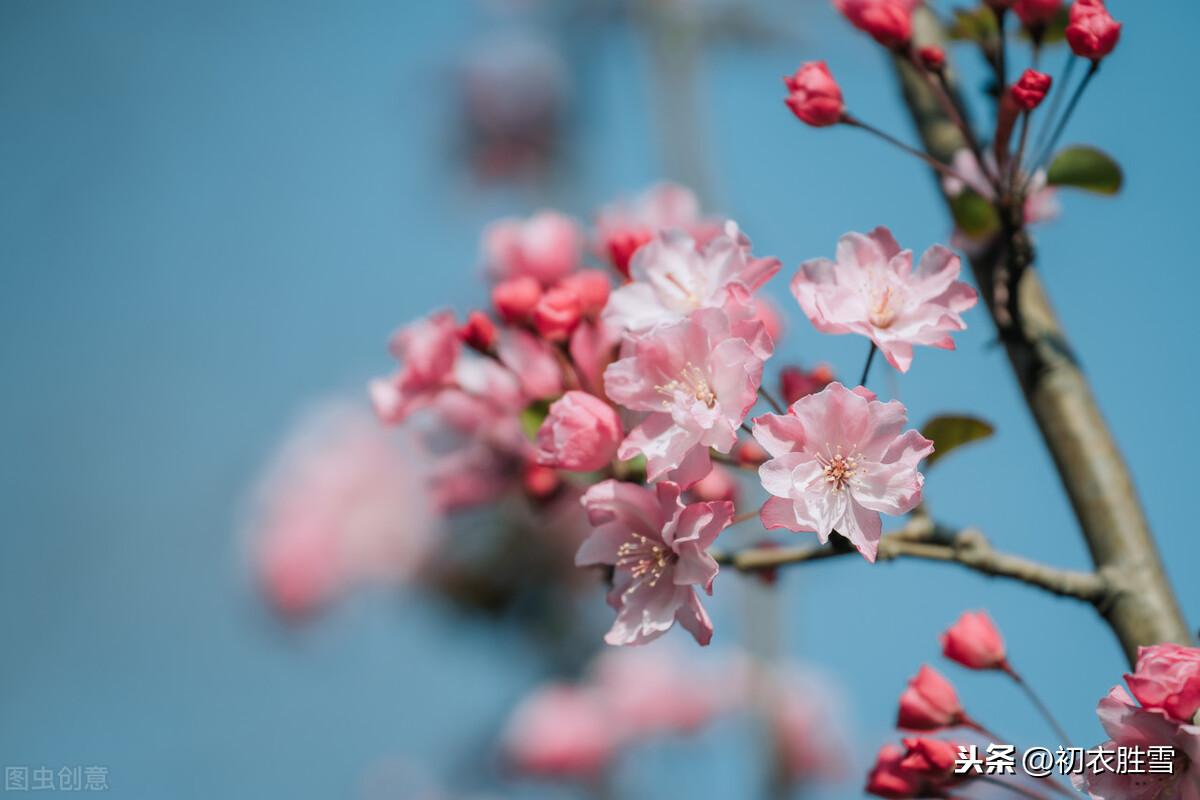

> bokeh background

[{"left": 2, "top": 1, "right": 1196, "bottom": 798}]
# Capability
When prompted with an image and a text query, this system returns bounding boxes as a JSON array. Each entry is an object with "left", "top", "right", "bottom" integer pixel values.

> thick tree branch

[
  {"left": 713, "top": 516, "right": 1108, "bottom": 604},
  {"left": 891, "top": 11, "right": 1191, "bottom": 663}
]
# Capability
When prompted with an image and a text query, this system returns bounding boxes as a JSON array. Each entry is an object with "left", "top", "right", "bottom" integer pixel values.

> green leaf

[
  {"left": 519, "top": 400, "right": 552, "bottom": 441},
  {"left": 949, "top": 190, "right": 1000, "bottom": 238},
  {"left": 948, "top": 7, "right": 999, "bottom": 42},
  {"left": 1046, "top": 146, "right": 1124, "bottom": 195},
  {"left": 922, "top": 415, "right": 996, "bottom": 469}
]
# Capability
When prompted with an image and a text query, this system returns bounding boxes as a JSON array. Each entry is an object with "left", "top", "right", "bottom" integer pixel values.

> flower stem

[
  {"left": 1033, "top": 60, "right": 1100, "bottom": 173},
  {"left": 842, "top": 115, "right": 971, "bottom": 186},
  {"left": 758, "top": 386, "right": 785, "bottom": 415},
  {"left": 1031, "top": 53, "right": 1078, "bottom": 166},
  {"left": 1005, "top": 666, "right": 1074, "bottom": 747},
  {"left": 733, "top": 509, "right": 761, "bottom": 525},
  {"left": 859, "top": 342, "right": 878, "bottom": 387}
]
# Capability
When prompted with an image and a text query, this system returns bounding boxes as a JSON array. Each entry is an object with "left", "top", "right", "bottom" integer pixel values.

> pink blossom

[
  {"left": 569, "top": 319, "right": 620, "bottom": 397},
  {"left": 867, "top": 744, "right": 925, "bottom": 799},
  {"left": 252, "top": 404, "right": 438, "bottom": 616},
  {"left": 779, "top": 363, "right": 835, "bottom": 405},
  {"left": 496, "top": 328, "right": 564, "bottom": 400},
  {"left": 492, "top": 275, "right": 542, "bottom": 323},
  {"left": 867, "top": 738, "right": 966, "bottom": 798},
  {"left": 690, "top": 465, "right": 739, "bottom": 504},
  {"left": 1066, "top": 0, "right": 1122, "bottom": 61},
  {"left": 501, "top": 684, "right": 617, "bottom": 778},
  {"left": 833, "top": 0, "right": 920, "bottom": 48},
  {"left": 766, "top": 666, "right": 849, "bottom": 785},
  {"left": 897, "top": 666, "right": 968, "bottom": 732},
  {"left": 458, "top": 310, "right": 497, "bottom": 352},
  {"left": 940, "top": 611, "right": 1010, "bottom": 672},
  {"left": 605, "top": 308, "right": 766, "bottom": 487},
  {"left": 595, "top": 182, "right": 706, "bottom": 278},
  {"left": 591, "top": 646, "right": 722, "bottom": 736},
  {"left": 482, "top": 210, "right": 582, "bottom": 286},
  {"left": 783, "top": 62, "right": 845, "bottom": 128},
  {"left": 576, "top": 480, "right": 733, "bottom": 646},
  {"left": 1125, "top": 644, "right": 1200, "bottom": 725},
  {"left": 791, "top": 228, "right": 978, "bottom": 373},
  {"left": 1073, "top": 686, "right": 1200, "bottom": 800},
  {"left": 532, "top": 284, "right": 583, "bottom": 341},
  {"left": 604, "top": 222, "right": 781, "bottom": 335},
  {"left": 945, "top": 149, "right": 1059, "bottom": 230},
  {"left": 1014, "top": 0, "right": 1064, "bottom": 26},
  {"left": 536, "top": 391, "right": 623, "bottom": 472},
  {"left": 370, "top": 311, "right": 460, "bottom": 424},
  {"left": 752, "top": 382, "right": 932, "bottom": 562}
]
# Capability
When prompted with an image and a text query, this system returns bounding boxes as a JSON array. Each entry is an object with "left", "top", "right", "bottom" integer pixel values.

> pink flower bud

[
  {"left": 532, "top": 285, "right": 583, "bottom": 341},
  {"left": 1014, "top": 0, "right": 1063, "bottom": 26},
  {"left": 734, "top": 440, "right": 769, "bottom": 466},
  {"left": 897, "top": 666, "right": 965, "bottom": 731},
  {"left": 535, "top": 391, "right": 622, "bottom": 473},
  {"left": 833, "top": 0, "right": 915, "bottom": 48},
  {"left": 604, "top": 228, "right": 654, "bottom": 280},
  {"left": 560, "top": 270, "right": 612, "bottom": 317},
  {"left": 1124, "top": 644, "right": 1200, "bottom": 724},
  {"left": 458, "top": 310, "right": 497, "bottom": 352},
  {"left": 522, "top": 462, "right": 561, "bottom": 500},
  {"left": 940, "top": 611, "right": 1009, "bottom": 671},
  {"left": 918, "top": 46, "right": 946, "bottom": 71},
  {"left": 1066, "top": 0, "right": 1121, "bottom": 60},
  {"left": 492, "top": 276, "right": 543, "bottom": 323},
  {"left": 1010, "top": 69, "right": 1053, "bottom": 111},
  {"left": 690, "top": 465, "right": 738, "bottom": 503},
  {"left": 780, "top": 364, "right": 835, "bottom": 405},
  {"left": 784, "top": 62, "right": 845, "bottom": 128},
  {"left": 866, "top": 744, "right": 924, "bottom": 799},
  {"left": 898, "top": 737, "right": 960, "bottom": 776}
]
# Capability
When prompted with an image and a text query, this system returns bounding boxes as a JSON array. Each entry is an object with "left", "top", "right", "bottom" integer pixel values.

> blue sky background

[{"left": 1, "top": 1, "right": 1196, "bottom": 798}]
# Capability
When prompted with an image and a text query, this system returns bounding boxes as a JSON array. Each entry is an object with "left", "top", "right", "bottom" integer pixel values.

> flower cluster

[{"left": 369, "top": 180, "right": 975, "bottom": 647}]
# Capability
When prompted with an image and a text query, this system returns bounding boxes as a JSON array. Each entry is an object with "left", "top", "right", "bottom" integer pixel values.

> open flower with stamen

[
  {"left": 752, "top": 382, "right": 933, "bottom": 562},
  {"left": 576, "top": 480, "right": 733, "bottom": 646},
  {"left": 791, "top": 227, "right": 978, "bottom": 373},
  {"left": 605, "top": 307, "right": 766, "bottom": 487},
  {"left": 604, "top": 221, "right": 780, "bottom": 335}
]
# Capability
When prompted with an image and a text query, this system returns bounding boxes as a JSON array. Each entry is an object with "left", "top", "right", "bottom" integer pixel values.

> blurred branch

[
  {"left": 891, "top": 10, "right": 1191, "bottom": 663},
  {"left": 713, "top": 515, "right": 1109, "bottom": 604}
]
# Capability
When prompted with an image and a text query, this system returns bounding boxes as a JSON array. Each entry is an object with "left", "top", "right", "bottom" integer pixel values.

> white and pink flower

[
  {"left": 604, "top": 221, "right": 781, "bottom": 335},
  {"left": 752, "top": 382, "right": 932, "bottom": 562},
  {"left": 791, "top": 227, "right": 978, "bottom": 373},
  {"left": 536, "top": 391, "right": 623, "bottom": 473},
  {"left": 576, "top": 480, "right": 733, "bottom": 646},
  {"left": 605, "top": 307, "right": 766, "bottom": 487},
  {"left": 594, "top": 182, "right": 715, "bottom": 278}
]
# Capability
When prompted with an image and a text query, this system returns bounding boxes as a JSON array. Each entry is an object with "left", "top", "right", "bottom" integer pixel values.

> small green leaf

[
  {"left": 949, "top": 190, "right": 1000, "bottom": 238},
  {"left": 949, "top": 7, "right": 999, "bottom": 42},
  {"left": 519, "top": 401, "right": 552, "bottom": 440},
  {"left": 1046, "top": 146, "right": 1124, "bottom": 195},
  {"left": 922, "top": 415, "right": 996, "bottom": 469}
]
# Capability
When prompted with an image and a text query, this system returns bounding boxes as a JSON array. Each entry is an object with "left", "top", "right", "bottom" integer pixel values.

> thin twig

[
  {"left": 843, "top": 115, "right": 972, "bottom": 185},
  {"left": 758, "top": 386, "right": 785, "bottom": 415},
  {"left": 1032, "top": 60, "right": 1100, "bottom": 174},
  {"left": 859, "top": 342, "right": 878, "bottom": 387},
  {"left": 1005, "top": 668, "right": 1074, "bottom": 748}
]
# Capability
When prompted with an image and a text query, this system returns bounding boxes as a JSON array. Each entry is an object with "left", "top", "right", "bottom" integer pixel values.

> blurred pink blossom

[
  {"left": 594, "top": 182, "right": 710, "bottom": 278},
  {"left": 370, "top": 311, "right": 461, "bottom": 424},
  {"left": 502, "top": 684, "right": 617, "bottom": 779},
  {"left": 535, "top": 391, "right": 623, "bottom": 473},
  {"left": 483, "top": 211, "right": 582, "bottom": 286}
]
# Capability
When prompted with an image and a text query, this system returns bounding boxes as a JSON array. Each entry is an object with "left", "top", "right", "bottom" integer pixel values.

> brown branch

[
  {"left": 892, "top": 10, "right": 1192, "bottom": 663},
  {"left": 712, "top": 517, "right": 1108, "bottom": 604}
]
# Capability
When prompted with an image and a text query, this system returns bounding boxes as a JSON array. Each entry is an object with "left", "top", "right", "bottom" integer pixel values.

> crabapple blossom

[
  {"left": 590, "top": 646, "right": 723, "bottom": 736},
  {"left": 1014, "top": 0, "right": 1063, "bottom": 26},
  {"left": 944, "top": 149, "right": 1059, "bottom": 241},
  {"left": 792, "top": 228, "right": 978, "bottom": 373},
  {"left": 491, "top": 275, "right": 542, "bottom": 323},
  {"left": 1011, "top": 69, "right": 1053, "bottom": 111},
  {"left": 501, "top": 684, "right": 617, "bottom": 778},
  {"left": 532, "top": 284, "right": 582, "bottom": 341},
  {"left": 370, "top": 311, "right": 460, "bottom": 425},
  {"left": 867, "top": 738, "right": 966, "bottom": 799},
  {"left": 752, "top": 382, "right": 933, "bottom": 563},
  {"left": 918, "top": 46, "right": 946, "bottom": 71},
  {"left": 690, "top": 465, "right": 739, "bottom": 504},
  {"left": 1073, "top": 685, "right": 1200, "bottom": 800},
  {"left": 458, "top": 310, "right": 496, "bottom": 352},
  {"left": 535, "top": 391, "right": 623, "bottom": 473},
  {"left": 603, "top": 221, "right": 780, "bottom": 335},
  {"left": 482, "top": 210, "right": 582, "bottom": 286},
  {"left": 940, "top": 611, "right": 1009, "bottom": 672},
  {"left": 594, "top": 182, "right": 711, "bottom": 278},
  {"left": 252, "top": 404, "right": 438, "bottom": 616},
  {"left": 866, "top": 744, "right": 925, "bottom": 799},
  {"left": 576, "top": 480, "right": 733, "bottom": 646},
  {"left": 1066, "top": 0, "right": 1122, "bottom": 61},
  {"left": 779, "top": 363, "right": 835, "bottom": 405},
  {"left": 605, "top": 307, "right": 766, "bottom": 487},
  {"left": 560, "top": 269, "right": 612, "bottom": 317},
  {"left": 897, "top": 666, "right": 969, "bottom": 732},
  {"left": 497, "top": 328, "right": 564, "bottom": 400},
  {"left": 783, "top": 62, "right": 845, "bottom": 128},
  {"left": 1125, "top": 644, "right": 1200, "bottom": 724},
  {"left": 833, "top": 0, "right": 920, "bottom": 48}
]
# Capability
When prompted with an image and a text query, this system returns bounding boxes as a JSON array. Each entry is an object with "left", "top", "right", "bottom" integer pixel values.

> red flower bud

[
  {"left": 532, "top": 285, "right": 583, "bottom": 341},
  {"left": 780, "top": 364, "right": 835, "bottom": 405},
  {"left": 560, "top": 270, "right": 612, "bottom": 317},
  {"left": 897, "top": 666, "right": 966, "bottom": 732},
  {"left": 783, "top": 62, "right": 845, "bottom": 128},
  {"left": 1066, "top": 0, "right": 1121, "bottom": 60},
  {"left": 1010, "top": 69, "right": 1053, "bottom": 111},
  {"left": 492, "top": 276, "right": 543, "bottom": 324},
  {"left": 1013, "top": 0, "right": 1062, "bottom": 26},
  {"left": 604, "top": 229, "right": 653, "bottom": 280},
  {"left": 522, "top": 462, "right": 561, "bottom": 500},
  {"left": 918, "top": 46, "right": 946, "bottom": 72},
  {"left": 940, "top": 611, "right": 1009, "bottom": 671},
  {"left": 458, "top": 310, "right": 497, "bottom": 352},
  {"left": 833, "top": 0, "right": 914, "bottom": 48}
]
